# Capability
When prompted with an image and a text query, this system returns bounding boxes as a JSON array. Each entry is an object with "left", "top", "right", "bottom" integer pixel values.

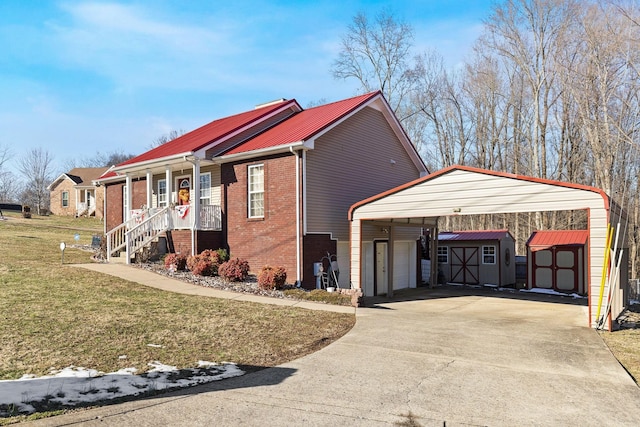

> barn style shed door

[
  {"left": 450, "top": 247, "right": 479, "bottom": 285},
  {"left": 531, "top": 248, "right": 580, "bottom": 292}
]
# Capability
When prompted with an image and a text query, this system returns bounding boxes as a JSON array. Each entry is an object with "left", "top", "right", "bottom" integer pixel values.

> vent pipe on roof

[{"left": 255, "top": 98, "right": 286, "bottom": 109}]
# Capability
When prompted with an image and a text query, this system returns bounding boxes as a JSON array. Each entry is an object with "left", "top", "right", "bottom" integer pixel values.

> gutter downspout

[{"left": 291, "top": 147, "right": 301, "bottom": 285}]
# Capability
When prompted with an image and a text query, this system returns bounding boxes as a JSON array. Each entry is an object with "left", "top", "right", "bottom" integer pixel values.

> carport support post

[
  {"left": 388, "top": 225, "right": 395, "bottom": 298},
  {"left": 429, "top": 223, "right": 439, "bottom": 287}
]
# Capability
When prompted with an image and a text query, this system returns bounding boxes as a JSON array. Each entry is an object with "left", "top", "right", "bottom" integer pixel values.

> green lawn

[{"left": 0, "top": 212, "right": 355, "bottom": 381}]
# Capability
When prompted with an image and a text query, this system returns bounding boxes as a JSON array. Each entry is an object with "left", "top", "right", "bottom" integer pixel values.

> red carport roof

[
  {"left": 438, "top": 230, "right": 512, "bottom": 241},
  {"left": 526, "top": 230, "right": 589, "bottom": 249},
  {"left": 222, "top": 92, "right": 380, "bottom": 155}
]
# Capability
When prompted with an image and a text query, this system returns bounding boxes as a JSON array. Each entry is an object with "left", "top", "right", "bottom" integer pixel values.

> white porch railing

[
  {"left": 125, "top": 207, "right": 171, "bottom": 260},
  {"left": 76, "top": 202, "right": 87, "bottom": 216},
  {"left": 201, "top": 205, "right": 222, "bottom": 230},
  {"left": 106, "top": 204, "right": 222, "bottom": 262}
]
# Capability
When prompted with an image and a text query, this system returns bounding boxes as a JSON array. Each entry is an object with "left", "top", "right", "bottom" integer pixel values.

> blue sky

[{"left": 0, "top": 0, "right": 494, "bottom": 176}]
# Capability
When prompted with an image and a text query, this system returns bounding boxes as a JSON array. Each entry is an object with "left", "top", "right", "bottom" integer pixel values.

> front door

[
  {"left": 374, "top": 241, "right": 388, "bottom": 296},
  {"left": 450, "top": 247, "right": 480, "bottom": 285},
  {"left": 176, "top": 176, "right": 191, "bottom": 206}
]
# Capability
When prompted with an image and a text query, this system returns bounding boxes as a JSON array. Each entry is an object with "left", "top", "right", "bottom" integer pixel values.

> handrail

[
  {"left": 125, "top": 207, "right": 171, "bottom": 262},
  {"left": 106, "top": 221, "right": 128, "bottom": 262},
  {"left": 105, "top": 204, "right": 221, "bottom": 262}
]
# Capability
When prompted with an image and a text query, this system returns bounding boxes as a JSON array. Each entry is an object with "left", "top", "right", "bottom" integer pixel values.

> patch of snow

[
  {"left": 0, "top": 362, "right": 244, "bottom": 415},
  {"left": 519, "top": 288, "right": 585, "bottom": 299},
  {"left": 483, "top": 283, "right": 498, "bottom": 288}
]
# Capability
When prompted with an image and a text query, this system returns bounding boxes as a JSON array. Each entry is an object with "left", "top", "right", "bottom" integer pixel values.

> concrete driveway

[{"left": 29, "top": 287, "right": 640, "bottom": 426}]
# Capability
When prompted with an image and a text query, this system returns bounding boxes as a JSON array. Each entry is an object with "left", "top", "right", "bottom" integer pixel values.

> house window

[
  {"left": 248, "top": 164, "right": 264, "bottom": 218},
  {"left": 200, "top": 172, "right": 211, "bottom": 205},
  {"left": 123, "top": 185, "right": 128, "bottom": 219},
  {"left": 158, "top": 179, "right": 167, "bottom": 207},
  {"left": 483, "top": 246, "right": 497, "bottom": 264},
  {"left": 437, "top": 246, "right": 448, "bottom": 264},
  {"left": 62, "top": 191, "right": 69, "bottom": 208}
]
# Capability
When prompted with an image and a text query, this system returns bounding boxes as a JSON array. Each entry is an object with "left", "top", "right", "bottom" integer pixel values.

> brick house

[
  {"left": 48, "top": 167, "right": 109, "bottom": 218},
  {"left": 98, "top": 92, "right": 427, "bottom": 288}
]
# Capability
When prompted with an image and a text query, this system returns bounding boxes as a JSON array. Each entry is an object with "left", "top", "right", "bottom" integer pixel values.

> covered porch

[{"left": 104, "top": 155, "right": 223, "bottom": 263}]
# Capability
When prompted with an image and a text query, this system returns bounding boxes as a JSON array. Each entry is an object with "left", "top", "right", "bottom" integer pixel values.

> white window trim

[
  {"left": 200, "top": 172, "right": 211, "bottom": 206},
  {"left": 248, "top": 164, "right": 264, "bottom": 218},
  {"left": 482, "top": 245, "right": 497, "bottom": 265},
  {"left": 122, "top": 185, "right": 128, "bottom": 220},
  {"left": 158, "top": 179, "right": 167, "bottom": 207},
  {"left": 437, "top": 246, "right": 448, "bottom": 264},
  {"left": 61, "top": 191, "right": 69, "bottom": 208}
]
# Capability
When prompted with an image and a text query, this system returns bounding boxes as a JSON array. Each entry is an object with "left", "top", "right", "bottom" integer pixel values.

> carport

[{"left": 349, "top": 165, "right": 627, "bottom": 329}]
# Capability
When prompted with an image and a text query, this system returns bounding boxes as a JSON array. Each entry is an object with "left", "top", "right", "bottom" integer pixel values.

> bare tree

[
  {"left": 17, "top": 148, "right": 54, "bottom": 215},
  {"left": 332, "top": 9, "right": 415, "bottom": 113},
  {"left": 148, "top": 130, "right": 186, "bottom": 149},
  {"left": 0, "top": 144, "right": 19, "bottom": 202}
]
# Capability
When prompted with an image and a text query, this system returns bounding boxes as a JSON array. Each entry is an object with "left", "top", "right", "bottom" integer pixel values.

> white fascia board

[
  {"left": 215, "top": 141, "right": 307, "bottom": 163},
  {"left": 111, "top": 151, "right": 195, "bottom": 174},
  {"left": 47, "top": 173, "right": 70, "bottom": 190}
]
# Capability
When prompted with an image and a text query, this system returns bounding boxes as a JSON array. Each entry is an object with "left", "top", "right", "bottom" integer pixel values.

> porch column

[
  {"left": 125, "top": 173, "right": 133, "bottom": 221},
  {"left": 146, "top": 169, "right": 153, "bottom": 209},
  {"left": 192, "top": 158, "right": 201, "bottom": 230},
  {"left": 165, "top": 166, "right": 172, "bottom": 204}
]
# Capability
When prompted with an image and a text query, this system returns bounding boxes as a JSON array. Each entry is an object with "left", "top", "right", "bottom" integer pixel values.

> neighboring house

[
  {"left": 48, "top": 167, "right": 109, "bottom": 219},
  {"left": 437, "top": 230, "right": 516, "bottom": 287},
  {"left": 97, "top": 92, "right": 427, "bottom": 288},
  {"left": 526, "top": 230, "right": 589, "bottom": 294}
]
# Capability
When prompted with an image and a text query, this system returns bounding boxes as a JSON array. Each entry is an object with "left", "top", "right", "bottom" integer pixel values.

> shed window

[
  {"left": 248, "top": 164, "right": 264, "bottom": 218},
  {"left": 61, "top": 191, "right": 69, "bottom": 208},
  {"left": 483, "top": 246, "right": 496, "bottom": 264},
  {"left": 437, "top": 246, "right": 448, "bottom": 264}
]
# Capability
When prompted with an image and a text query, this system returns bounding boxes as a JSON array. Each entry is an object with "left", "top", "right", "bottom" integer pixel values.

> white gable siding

[
  {"left": 350, "top": 168, "right": 615, "bottom": 328},
  {"left": 305, "top": 106, "right": 422, "bottom": 241}
]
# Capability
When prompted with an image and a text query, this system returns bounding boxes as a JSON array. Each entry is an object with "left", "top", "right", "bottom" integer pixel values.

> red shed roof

[
  {"left": 438, "top": 230, "right": 512, "bottom": 241},
  {"left": 526, "top": 230, "right": 589, "bottom": 250}
]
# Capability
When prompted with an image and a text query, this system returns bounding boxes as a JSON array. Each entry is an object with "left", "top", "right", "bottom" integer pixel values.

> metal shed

[
  {"left": 349, "top": 165, "right": 627, "bottom": 330},
  {"left": 526, "top": 230, "right": 589, "bottom": 294},
  {"left": 437, "top": 230, "right": 516, "bottom": 288}
]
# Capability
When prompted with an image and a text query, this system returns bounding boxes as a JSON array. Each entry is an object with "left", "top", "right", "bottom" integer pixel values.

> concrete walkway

[
  {"left": 27, "top": 278, "right": 640, "bottom": 426},
  {"left": 73, "top": 263, "right": 355, "bottom": 314}
]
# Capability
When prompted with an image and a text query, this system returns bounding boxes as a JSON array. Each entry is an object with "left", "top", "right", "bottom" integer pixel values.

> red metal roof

[
  {"left": 115, "top": 98, "right": 298, "bottom": 168},
  {"left": 98, "top": 92, "right": 383, "bottom": 182},
  {"left": 223, "top": 92, "right": 380, "bottom": 155},
  {"left": 438, "top": 230, "right": 512, "bottom": 241},
  {"left": 526, "top": 230, "right": 589, "bottom": 248}
]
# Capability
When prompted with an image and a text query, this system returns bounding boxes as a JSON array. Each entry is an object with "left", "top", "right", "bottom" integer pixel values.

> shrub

[
  {"left": 216, "top": 248, "right": 229, "bottom": 262},
  {"left": 186, "top": 249, "right": 224, "bottom": 276},
  {"left": 218, "top": 258, "right": 250, "bottom": 282},
  {"left": 164, "top": 253, "right": 187, "bottom": 271},
  {"left": 257, "top": 265, "right": 287, "bottom": 290}
]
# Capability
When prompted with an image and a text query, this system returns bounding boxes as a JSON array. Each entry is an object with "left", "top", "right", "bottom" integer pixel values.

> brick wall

[
  {"left": 49, "top": 179, "right": 77, "bottom": 216},
  {"left": 105, "top": 179, "right": 147, "bottom": 231},
  {"left": 222, "top": 153, "right": 299, "bottom": 278},
  {"left": 302, "top": 234, "right": 337, "bottom": 289}
]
